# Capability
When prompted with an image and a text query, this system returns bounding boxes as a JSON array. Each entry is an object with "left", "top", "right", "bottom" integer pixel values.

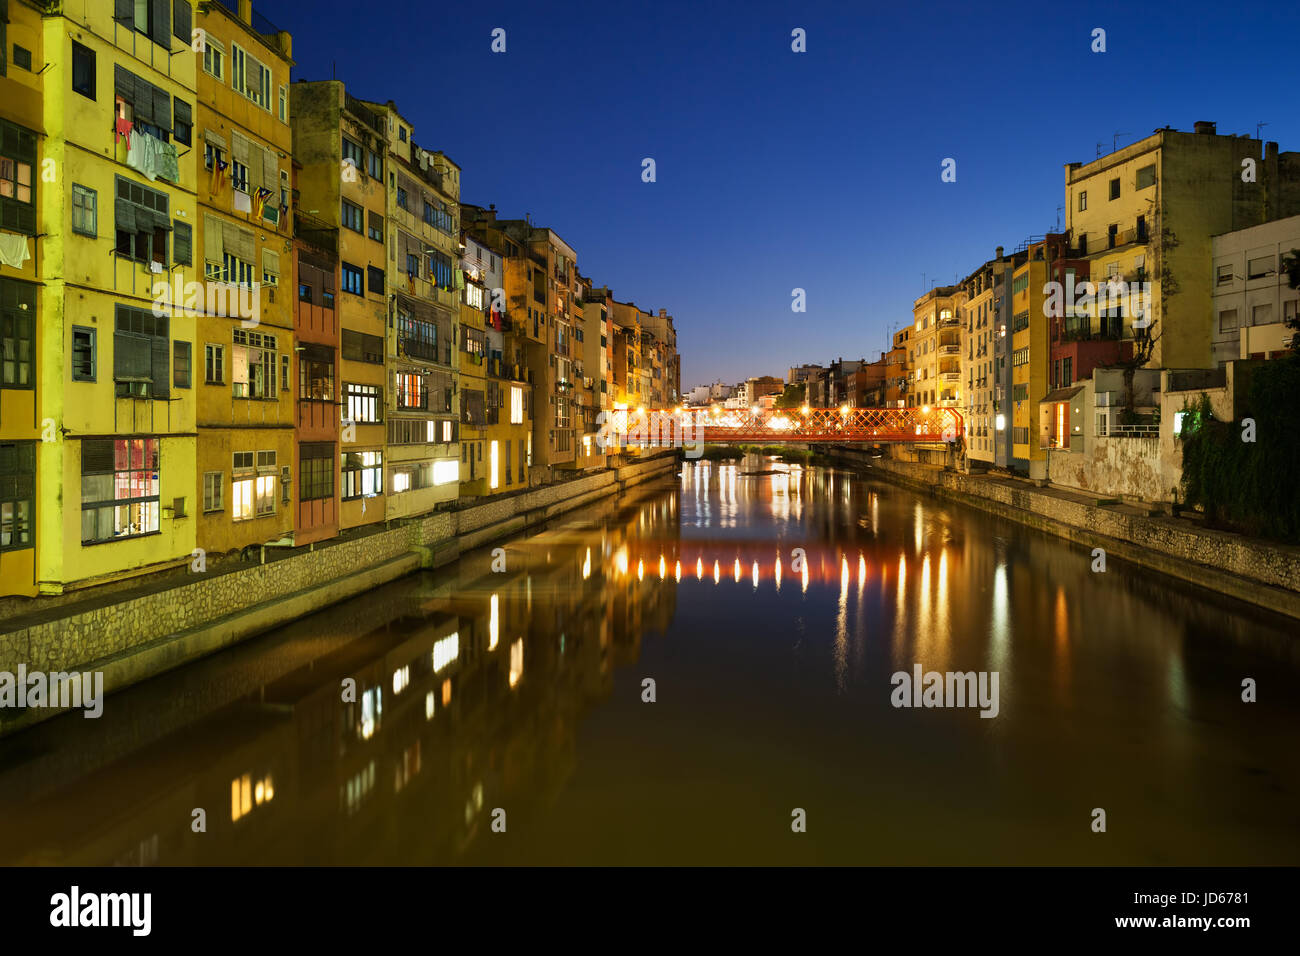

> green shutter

[
  {"left": 173, "top": 221, "right": 191, "bottom": 265},
  {"left": 172, "top": 0, "right": 191, "bottom": 43}
]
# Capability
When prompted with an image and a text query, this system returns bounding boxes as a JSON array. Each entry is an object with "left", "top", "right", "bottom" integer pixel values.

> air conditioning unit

[
  {"left": 127, "top": 381, "right": 150, "bottom": 399},
  {"left": 172, "top": 496, "right": 187, "bottom": 517}
]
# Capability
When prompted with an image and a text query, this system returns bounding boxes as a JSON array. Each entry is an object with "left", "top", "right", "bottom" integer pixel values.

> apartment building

[
  {"left": 291, "top": 80, "right": 391, "bottom": 530},
  {"left": 0, "top": 0, "right": 43, "bottom": 595},
  {"left": 1210, "top": 214, "right": 1300, "bottom": 364},
  {"left": 358, "top": 99, "right": 462, "bottom": 515},
  {"left": 29, "top": 1, "right": 200, "bottom": 593},
  {"left": 1064, "top": 121, "right": 1300, "bottom": 371},
  {"left": 291, "top": 160, "right": 340, "bottom": 546},
  {"left": 194, "top": 0, "right": 294, "bottom": 555},
  {"left": 461, "top": 232, "right": 530, "bottom": 494},
  {"left": 1009, "top": 236, "right": 1065, "bottom": 473},
  {"left": 909, "top": 286, "right": 963, "bottom": 408},
  {"left": 883, "top": 329, "right": 909, "bottom": 408}
]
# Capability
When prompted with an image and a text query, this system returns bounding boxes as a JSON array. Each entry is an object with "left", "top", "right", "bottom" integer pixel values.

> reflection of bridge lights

[
  {"left": 752, "top": 561, "right": 759, "bottom": 588},
  {"left": 733, "top": 558, "right": 741, "bottom": 582},
  {"left": 674, "top": 560, "right": 681, "bottom": 582},
  {"left": 775, "top": 556, "right": 782, "bottom": 589},
  {"left": 713, "top": 560, "right": 720, "bottom": 584},
  {"left": 840, "top": 557, "right": 850, "bottom": 589},
  {"left": 616, "top": 547, "right": 629, "bottom": 576},
  {"left": 582, "top": 548, "right": 591, "bottom": 580},
  {"left": 858, "top": 554, "right": 866, "bottom": 581},
  {"left": 508, "top": 639, "right": 523, "bottom": 688},
  {"left": 489, "top": 594, "right": 499, "bottom": 650},
  {"left": 637, "top": 559, "right": 644, "bottom": 581},
  {"left": 696, "top": 556, "right": 703, "bottom": 579},
  {"left": 659, "top": 555, "right": 666, "bottom": 579}
]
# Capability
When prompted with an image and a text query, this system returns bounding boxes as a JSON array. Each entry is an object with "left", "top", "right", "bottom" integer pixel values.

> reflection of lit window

[
  {"left": 433, "top": 631, "right": 459, "bottom": 673},
  {"left": 441, "top": 677, "right": 452, "bottom": 706},
  {"left": 509, "top": 638, "right": 523, "bottom": 688},
  {"left": 359, "top": 686, "right": 381, "bottom": 740},
  {"left": 425, "top": 690, "right": 435, "bottom": 720},
  {"left": 489, "top": 595, "right": 499, "bottom": 650},
  {"left": 392, "top": 665, "right": 409, "bottom": 695}
]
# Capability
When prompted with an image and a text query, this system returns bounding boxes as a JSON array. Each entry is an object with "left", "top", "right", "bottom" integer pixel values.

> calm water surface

[{"left": 2, "top": 457, "right": 1298, "bottom": 865}]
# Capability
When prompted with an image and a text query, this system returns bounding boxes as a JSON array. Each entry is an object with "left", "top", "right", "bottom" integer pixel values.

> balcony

[
  {"left": 397, "top": 336, "right": 442, "bottom": 364},
  {"left": 938, "top": 343, "right": 961, "bottom": 356}
]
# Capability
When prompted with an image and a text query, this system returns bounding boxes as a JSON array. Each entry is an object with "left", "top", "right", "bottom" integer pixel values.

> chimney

[
  {"left": 1193, "top": 120, "right": 1216, "bottom": 135},
  {"left": 995, "top": 245, "right": 1004, "bottom": 259}
]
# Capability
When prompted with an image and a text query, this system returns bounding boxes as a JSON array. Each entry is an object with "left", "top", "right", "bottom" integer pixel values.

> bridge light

[
  {"left": 995, "top": 414, "right": 1006, "bottom": 431},
  {"left": 840, "top": 405, "right": 849, "bottom": 416},
  {"left": 922, "top": 404, "right": 931, "bottom": 414},
  {"left": 751, "top": 405, "right": 760, "bottom": 415}
]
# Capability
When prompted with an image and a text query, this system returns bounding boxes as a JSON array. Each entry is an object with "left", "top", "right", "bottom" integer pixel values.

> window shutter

[
  {"left": 173, "top": 97, "right": 190, "bottom": 136},
  {"left": 152, "top": 84, "right": 170, "bottom": 129},
  {"left": 262, "top": 148, "right": 277, "bottom": 194},
  {"left": 204, "top": 214, "right": 224, "bottom": 266},
  {"left": 150, "top": 0, "right": 170, "bottom": 48},
  {"left": 151, "top": 334, "right": 170, "bottom": 398},
  {"left": 173, "top": 0, "right": 191, "bottom": 42},
  {"left": 114, "top": 64, "right": 135, "bottom": 102},
  {"left": 174, "top": 221, "right": 192, "bottom": 265},
  {"left": 115, "top": 199, "right": 137, "bottom": 234},
  {"left": 230, "top": 130, "right": 250, "bottom": 165},
  {"left": 262, "top": 248, "right": 279, "bottom": 280},
  {"left": 113, "top": 0, "right": 133, "bottom": 27}
]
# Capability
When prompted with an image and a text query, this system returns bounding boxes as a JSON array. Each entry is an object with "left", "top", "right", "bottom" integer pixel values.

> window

[
  {"left": 278, "top": 85, "right": 287, "bottom": 123},
  {"left": 230, "top": 43, "right": 271, "bottom": 110},
  {"left": 398, "top": 126, "right": 407, "bottom": 142},
  {"left": 1252, "top": 304, "right": 1272, "bottom": 326},
  {"left": 368, "top": 211, "right": 383, "bottom": 242},
  {"left": 396, "top": 310, "right": 438, "bottom": 361},
  {"left": 1216, "top": 264, "right": 1234, "bottom": 286},
  {"left": 1217, "top": 309, "right": 1238, "bottom": 333},
  {"left": 1247, "top": 256, "right": 1275, "bottom": 279},
  {"left": 395, "top": 372, "right": 426, "bottom": 410},
  {"left": 342, "top": 199, "right": 363, "bottom": 233},
  {"left": 341, "top": 263, "right": 363, "bottom": 295},
  {"left": 173, "top": 99, "right": 192, "bottom": 146},
  {"left": 367, "top": 150, "right": 381, "bottom": 180},
  {"left": 173, "top": 341, "right": 191, "bottom": 388},
  {"left": 0, "top": 119, "right": 37, "bottom": 234},
  {"left": 367, "top": 265, "right": 384, "bottom": 295},
  {"left": 300, "top": 443, "right": 333, "bottom": 501},
  {"left": 173, "top": 221, "right": 191, "bottom": 266},
  {"left": 510, "top": 385, "right": 524, "bottom": 424},
  {"left": 203, "top": 37, "right": 225, "bottom": 81},
  {"left": 263, "top": 249, "right": 280, "bottom": 287},
  {"left": 298, "top": 345, "right": 335, "bottom": 401},
  {"left": 230, "top": 159, "right": 249, "bottom": 193},
  {"left": 81, "top": 437, "right": 159, "bottom": 543},
  {"left": 114, "top": 305, "right": 169, "bottom": 399},
  {"left": 203, "top": 471, "right": 223, "bottom": 512},
  {"left": 1136, "top": 164, "right": 1156, "bottom": 190},
  {"left": 72, "top": 41, "right": 95, "bottom": 99},
  {"left": 280, "top": 353, "right": 289, "bottom": 391},
  {"left": 232, "top": 329, "right": 277, "bottom": 399},
  {"left": 423, "top": 203, "right": 454, "bottom": 233},
  {"left": 113, "top": 65, "right": 171, "bottom": 144},
  {"left": 429, "top": 250, "right": 453, "bottom": 289},
  {"left": 231, "top": 450, "right": 277, "bottom": 520},
  {"left": 405, "top": 253, "right": 420, "bottom": 278},
  {"left": 1109, "top": 177, "right": 1120, "bottom": 200},
  {"left": 341, "top": 329, "right": 383, "bottom": 364},
  {"left": 1077, "top": 191, "right": 1087, "bottom": 211},
  {"left": 341, "top": 450, "right": 382, "bottom": 500},
  {"left": 71, "top": 326, "right": 96, "bottom": 381},
  {"left": 12, "top": 46, "right": 31, "bottom": 71},
  {"left": 205, "top": 343, "right": 224, "bottom": 383},
  {"left": 343, "top": 382, "right": 381, "bottom": 422},
  {"left": 114, "top": 176, "right": 170, "bottom": 267},
  {"left": 0, "top": 442, "right": 35, "bottom": 552},
  {"left": 396, "top": 186, "right": 408, "bottom": 211},
  {"left": 341, "top": 138, "right": 363, "bottom": 173},
  {"left": 68, "top": 184, "right": 97, "bottom": 237}
]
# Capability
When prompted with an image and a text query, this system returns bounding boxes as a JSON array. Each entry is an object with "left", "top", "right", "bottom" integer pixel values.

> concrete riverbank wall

[
  {"left": 825, "top": 447, "right": 1300, "bottom": 621},
  {"left": 0, "top": 454, "right": 678, "bottom": 736}
]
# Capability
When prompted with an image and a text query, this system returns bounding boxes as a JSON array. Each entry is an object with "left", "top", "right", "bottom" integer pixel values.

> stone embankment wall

[{"left": 837, "top": 450, "right": 1300, "bottom": 620}]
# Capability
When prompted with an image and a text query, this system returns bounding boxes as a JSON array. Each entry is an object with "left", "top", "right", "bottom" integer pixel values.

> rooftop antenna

[
  {"left": 1095, "top": 141, "right": 1105, "bottom": 159},
  {"left": 1112, "top": 131, "right": 1127, "bottom": 151},
  {"left": 1256, "top": 121, "right": 1269, "bottom": 139},
  {"left": 1055, "top": 204, "right": 1063, "bottom": 232}
]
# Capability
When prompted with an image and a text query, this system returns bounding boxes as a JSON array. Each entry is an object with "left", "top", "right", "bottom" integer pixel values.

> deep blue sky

[{"left": 273, "top": 0, "right": 1300, "bottom": 388}]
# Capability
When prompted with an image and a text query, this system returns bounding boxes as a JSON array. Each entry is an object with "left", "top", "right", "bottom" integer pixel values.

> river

[{"left": 1, "top": 456, "right": 1297, "bottom": 865}]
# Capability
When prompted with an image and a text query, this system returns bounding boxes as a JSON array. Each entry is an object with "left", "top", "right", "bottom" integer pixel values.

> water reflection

[{"left": 1, "top": 453, "right": 1298, "bottom": 865}]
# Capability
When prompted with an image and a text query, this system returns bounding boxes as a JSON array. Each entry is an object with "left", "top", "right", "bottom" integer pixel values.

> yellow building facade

[
  {"left": 1010, "top": 246, "right": 1050, "bottom": 468},
  {"left": 33, "top": 2, "right": 199, "bottom": 593},
  {"left": 0, "top": 0, "right": 44, "bottom": 596},
  {"left": 194, "top": 2, "right": 295, "bottom": 556}
]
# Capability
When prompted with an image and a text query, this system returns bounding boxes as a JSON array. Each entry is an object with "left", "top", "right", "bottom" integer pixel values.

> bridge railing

[{"left": 597, "top": 406, "right": 964, "bottom": 448}]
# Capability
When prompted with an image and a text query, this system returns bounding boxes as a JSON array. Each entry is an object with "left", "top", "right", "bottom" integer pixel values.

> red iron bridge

[{"left": 605, "top": 405, "right": 964, "bottom": 444}]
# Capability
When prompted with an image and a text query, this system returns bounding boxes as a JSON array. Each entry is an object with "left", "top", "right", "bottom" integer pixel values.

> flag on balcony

[
  {"left": 252, "top": 187, "right": 273, "bottom": 220},
  {"left": 210, "top": 158, "right": 229, "bottom": 197}
]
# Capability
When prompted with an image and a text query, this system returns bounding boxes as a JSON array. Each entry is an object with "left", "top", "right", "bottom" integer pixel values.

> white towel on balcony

[{"left": 0, "top": 231, "right": 31, "bottom": 269}]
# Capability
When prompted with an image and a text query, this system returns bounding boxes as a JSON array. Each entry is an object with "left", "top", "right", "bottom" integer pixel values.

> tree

[
  {"left": 774, "top": 383, "right": 805, "bottom": 409},
  {"left": 1282, "top": 249, "right": 1300, "bottom": 352}
]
